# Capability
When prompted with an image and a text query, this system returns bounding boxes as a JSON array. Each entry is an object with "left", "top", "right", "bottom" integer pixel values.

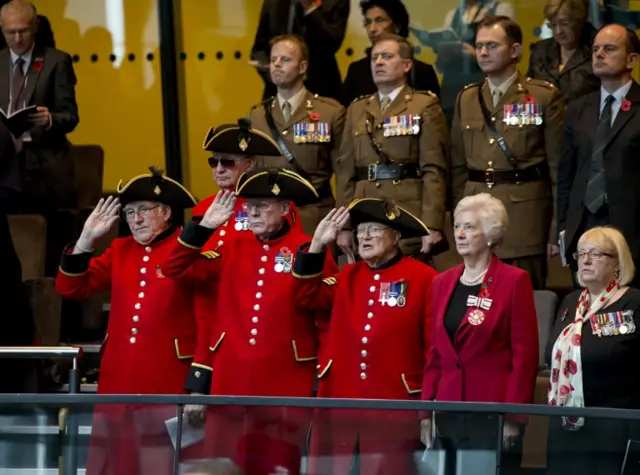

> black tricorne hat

[
  {"left": 202, "top": 119, "right": 282, "bottom": 156},
  {"left": 348, "top": 198, "right": 429, "bottom": 238},
  {"left": 116, "top": 166, "right": 197, "bottom": 208},
  {"left": 235, "top": 167, "right": 318, "bottom": 206}
]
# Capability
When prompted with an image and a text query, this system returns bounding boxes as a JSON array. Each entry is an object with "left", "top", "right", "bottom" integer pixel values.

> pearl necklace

[{"left": 460, "top": 267, "right": 488, "bottom": 286}]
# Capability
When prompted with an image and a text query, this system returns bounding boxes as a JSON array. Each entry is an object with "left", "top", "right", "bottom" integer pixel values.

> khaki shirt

[
  {"left": 250, "top": 90, "right": 346, "bottom": 235},
  {"left": 450, "top": 72, "right": 565, "bottom": 259},
  {"left": 335, "top": 85, "right": 449, "bottom": 243}
]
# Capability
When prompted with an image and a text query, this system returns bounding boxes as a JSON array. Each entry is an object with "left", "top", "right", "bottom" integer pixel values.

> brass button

[
  {"left": 375, "top": 183, "right": 381, "bottom": 188},
  {"left": 489, "top": 138, "right": 495, "bottom": 144},
  {"left": 282, "top": 130, "right": 288, "bottom": 136}
]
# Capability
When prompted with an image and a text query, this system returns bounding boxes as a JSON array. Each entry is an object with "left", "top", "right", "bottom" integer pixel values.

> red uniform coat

[
  {"left": 161, "top": 221, "right": 338, "bottom": 475},
  {"left": 55, "top": 227, "right": 202, "bottom": 475},
  {"left": 421, "top": 256, "right": 539, "bottom": 421},
  {"left": 185, "top": 196, "right": 251, "bottom": 392},
  {"left": 292, "top": 248, "right": 436, "bottom": 475}
]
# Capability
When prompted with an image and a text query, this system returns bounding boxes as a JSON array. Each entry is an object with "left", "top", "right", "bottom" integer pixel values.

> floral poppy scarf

[{"left": 548, "top": 281, "right": 619, "bottom": 430}]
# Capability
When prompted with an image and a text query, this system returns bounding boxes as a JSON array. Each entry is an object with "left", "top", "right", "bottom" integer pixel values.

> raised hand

[
  {"left": 309, "top": 207, "right": 350, "bottom": 253},
  {"left": 80, "top": 196, "right": 121, "bottom": 243},
  {"left": 200, "top": 190, "right": 236, "bottom": 229}
]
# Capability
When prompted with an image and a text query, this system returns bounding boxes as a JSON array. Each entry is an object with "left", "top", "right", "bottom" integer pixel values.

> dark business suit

[
  {"left": 250, "top": 0, "right": 349, "bottom": 103},
  {"left": 0, "top": 121, "right": 35, "bottom": 392},
  {"left": 0, "top": 42, "right": 79, "bottom": 211},
  {"left": 342, "top": 50, "right": 441, "bottom": 106},
  {"left": 527, "top": 23, "right": 599, "bottom": 105}
]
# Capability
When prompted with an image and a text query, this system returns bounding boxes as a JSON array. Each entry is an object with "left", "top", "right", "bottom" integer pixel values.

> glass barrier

[{"left": 0, "top": 395, "right": 638, "bottom": 475}]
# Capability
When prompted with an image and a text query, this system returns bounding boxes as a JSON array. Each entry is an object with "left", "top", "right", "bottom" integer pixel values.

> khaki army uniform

[
  {"left": 250, "top": 90, "right": 346, "bottom": 236},
  {"left": 450, "top": 72, "right": 565, "bottom": 289},
  {"left": 335, "top": 85, "right": 449, "bottom": 256}
]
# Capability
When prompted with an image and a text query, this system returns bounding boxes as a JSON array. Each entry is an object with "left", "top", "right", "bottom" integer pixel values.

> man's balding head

[
  {"left": 0, "top": 1, "right": 38, "bottom": 55},
  {"left": 592, "top": 24, "right": 639, "bottom": 80}
]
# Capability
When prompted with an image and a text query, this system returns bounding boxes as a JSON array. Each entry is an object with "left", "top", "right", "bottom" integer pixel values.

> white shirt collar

[
  {"left": 487, "top": 71, "right": 518, "bottom": 97},
  {"left": 600, "top": 80, "right": 633, "bottom": 107},
  {"left": 278, "top": 86, "right": 307, "bottom": 118},
  {"left": 378, "top": 84, "right": 405, "bottom": 105},
  {"left": 10, "top": 43, "right": 35, "bottom": 68}
]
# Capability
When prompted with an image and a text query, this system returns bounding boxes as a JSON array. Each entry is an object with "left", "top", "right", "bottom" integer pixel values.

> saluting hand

[
  {"left": 78, "top": 196, "right": 121, "bottom": 244},
  {"left": 200, "top": 190, "right": 236, "bottom": 230},
  {"left": 310, "top": 207, "right": 350, "bottom": 253}
]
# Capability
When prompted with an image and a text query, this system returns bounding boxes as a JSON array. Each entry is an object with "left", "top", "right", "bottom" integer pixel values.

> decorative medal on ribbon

[
  {"left": 383, "top": 115, "right": 421, "bottom": 137},
  {"left": 156, "top": 265, "right": 165, "bottom": 279},
  {"left": 589, "top": 310, "right": 636, "bottom": 337},
  {"left": 274, "top": 247, "right": 293, "bottom": 273},
  {"left": 466, "top": 281, "right": 492, "bottom": 325},
  {"left": 294, "top": 121, "right": 331, "bottom": 144},
  {"left": 378, "top": 280, "right": 408, "bottom": 307},
  {"left": 234, "top": 211, "right": 250, "bottom": 231}
]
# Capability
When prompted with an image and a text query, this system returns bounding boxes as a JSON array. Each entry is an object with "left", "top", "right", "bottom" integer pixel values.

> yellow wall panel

[{"left": 31, "top": 0, "right": 166, "bottom": 190}]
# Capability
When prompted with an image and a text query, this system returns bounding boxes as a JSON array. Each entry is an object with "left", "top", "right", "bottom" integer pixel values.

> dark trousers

[{"left": 503, "top": 254, "right": 547, "bottom": 290}]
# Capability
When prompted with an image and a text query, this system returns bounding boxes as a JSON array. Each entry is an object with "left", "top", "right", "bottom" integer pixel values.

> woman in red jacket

[
  {"left": 420, "top": 193, "right": 539, "bottom": 474},
  {"left": 293, "top": 198, "right": 438, "bottom": 475}
]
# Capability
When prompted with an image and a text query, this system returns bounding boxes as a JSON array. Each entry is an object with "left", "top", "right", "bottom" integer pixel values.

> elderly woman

[
  {"left": 293, "top": 198, "right": 438, "bottom": 475},
  {"left": 527, "top": 0, "right": 598, "bottom": 105},
  {"left": 420, "top": 193, "right": 539, "bottom": 474},
  {"left": 545, "top": 226, "right": 640, "bottom": 475}
]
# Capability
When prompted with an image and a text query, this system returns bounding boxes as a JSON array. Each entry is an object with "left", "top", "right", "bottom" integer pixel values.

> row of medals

[
  {"left": 503, "top": 104, "right": 543, "bottom": 126},
  {"left": 383, "top": 115, "right": 421, "bottom": 137},
  {"left": 590, "top": 310, "right": 636, "bottom": 337},
  {"left": 292, "top": 123, "right": 331, "bottom": 143}
]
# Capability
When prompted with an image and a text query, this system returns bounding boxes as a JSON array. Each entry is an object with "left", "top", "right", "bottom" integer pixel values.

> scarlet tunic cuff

[
  {"left": 184, "top": 363, "right": 212, "bottom": 394},
  {"left": 59, "top": 242, "right": 92, "bottom": 275},
  {"left": 293, "top": 243, "right": 326, "bottom": 277},
  {"left": 179, "top": 221, "right": 215, "bottom": 249}
]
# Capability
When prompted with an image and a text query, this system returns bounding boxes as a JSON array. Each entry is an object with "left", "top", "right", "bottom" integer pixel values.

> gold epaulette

[
  {"left": 322, "top": 276, "right": 337, "bottom": 286},
  {"left": 200, "top": 250, "right": 221, "bottom": 260}
]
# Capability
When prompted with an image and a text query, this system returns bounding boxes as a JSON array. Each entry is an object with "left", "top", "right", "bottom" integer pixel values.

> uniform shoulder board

[
  {"left": 412, "top": 90, "right": 435, "bottom": 97},
  {"left": 312, "top": 94, "right": 343, "bottom": 108},
  {"left": 200, "top": 250, "right": 221, "bottom": 260},
  {"left": 322, "top": 276, "right": 338, "bottom": 286},
  {"left": 463, "top": 81, "right": 483, "bottom": 90},
  {"left": 525, "top": 77, "right": 556, "bottom": 89},
  {"left": 351, "top": 94, "right": 371, "bottom": 104}
]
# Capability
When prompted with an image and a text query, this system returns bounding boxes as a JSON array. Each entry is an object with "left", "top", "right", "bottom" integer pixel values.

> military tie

[
  {"left": 492, "top": 88, "right": 502, "bottom": 107},
  {"left": 282, "top": 101, "right": 291, "bottom": 123},
  {"left": 11, "top": 57, "right": 26, "bottom": 113},
  {"left": 584, "top": 94, "right": 614, "bottom": 214},
  {"left": 380, "top": 95, "right": 391, "bottom": 112}
]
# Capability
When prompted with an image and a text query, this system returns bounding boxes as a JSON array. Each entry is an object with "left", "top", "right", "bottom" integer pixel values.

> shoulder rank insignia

[
  {"left": 411, "top": 90, "right": 435, "bottom": 97},
  {"left": 322, "top": 276, "right": 337, "bottom": 286},
  {"left": 200, "top": 250, "right": 220, "bottom": 260},
  {"left": 463, "top": 81, "right": 483, "bottom": 90},
  {"left": 351, "top": 94, "right": 371, "bottom": 104},
  {"left": 525, "top": 77, "right": 556, "bottom": 89}
]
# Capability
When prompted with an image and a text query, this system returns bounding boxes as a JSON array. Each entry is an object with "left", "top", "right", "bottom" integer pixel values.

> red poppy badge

[
  {"left": 523, "top": 94, "right": 535, "bottom": 104},
  {"left": 308, "top": 111, "right": 320, "bottom": 121},
  {"left": 33, "top": 57, "right": 44, "bottom": 72},
  {"left": 621, "top": 99, "right": 631, "bottom": 112}
]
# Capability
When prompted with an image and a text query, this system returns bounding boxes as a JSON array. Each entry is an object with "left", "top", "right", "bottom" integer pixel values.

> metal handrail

[{"left": 0, "top": 346, "right": 82, "bottom": 359}]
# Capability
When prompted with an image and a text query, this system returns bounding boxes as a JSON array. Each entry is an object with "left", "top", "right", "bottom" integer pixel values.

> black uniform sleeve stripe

[
  {"left": 59, "top": 242, "right": 92, "bottom": 275},
  {"left": 293, "top": 243, "right": 326, "bottom": 278},
  {"left": 179, "top": 221, "right": 215, "bottom": 249}
]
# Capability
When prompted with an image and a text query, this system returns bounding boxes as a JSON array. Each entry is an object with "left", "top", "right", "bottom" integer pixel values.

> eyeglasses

[
  {"left": 208, "top": 156, "right": 245, "bottom": 169},
  {"left": 122, "top": 205, "right": 160, "bottom": 220},
  {"left": 241, "top": 201, "right": 273, "bottom": 213},
  {"left": 356, "top": 224, "right": 390, "bottom": 237},
  {"left": 572, "top": 250, "right": 614, "bottom": 261}
]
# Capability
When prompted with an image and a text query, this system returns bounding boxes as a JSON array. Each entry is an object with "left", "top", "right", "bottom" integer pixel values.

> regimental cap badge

[
  {"left": 384, "top": 201, "right": 400, "bottom": 220},
  {"left": 153, "top": 185, "right": 161, "bottom": 195},
  {"left": 271, "top": 183, "right": 281, "bottom": 196},
  {"left": 239, "top": 137, "right": 248, "bottom": 151}
]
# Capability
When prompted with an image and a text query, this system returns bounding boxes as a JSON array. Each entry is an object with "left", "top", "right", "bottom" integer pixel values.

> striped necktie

[{"left": 584, "top": 94, "right": 614, "bottom": 214}]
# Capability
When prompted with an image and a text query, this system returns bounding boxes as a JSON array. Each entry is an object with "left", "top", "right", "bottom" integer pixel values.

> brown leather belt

[
  {"left": 467, "top": 163, "right": 549, "bottom": 187},
  {"left": 356, "top": 163, "right": 421, "bottom": 181}
]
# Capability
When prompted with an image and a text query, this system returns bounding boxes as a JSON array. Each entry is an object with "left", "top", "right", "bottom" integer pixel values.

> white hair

[{"left": 454, "top": 193, "right": 509, "bottom": 246}]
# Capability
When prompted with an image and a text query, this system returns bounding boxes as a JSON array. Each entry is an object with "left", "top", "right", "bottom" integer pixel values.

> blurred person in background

[
  {"left": 55, "top": 167, "right": 201, "bottom": 475},
  {"left": 546, "top": 227, "right": 640, "bottom": 475},
  {"left": 420, "top": 193, "right": 538, "bottom": 475},
  {"left": 527, "top": 0, "right": 599, "bottom": 105},
  {"left": 250, "top": 0, "right": 350, "bottom": 103},
  {"left": 342, "top": 0, "right": 440, "bottom": 106},
  {"left": 182, "top": 459, "right": 244, "bottom": 475}
]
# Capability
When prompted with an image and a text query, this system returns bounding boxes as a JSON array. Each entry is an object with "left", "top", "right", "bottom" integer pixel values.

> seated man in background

[
  {"left": 56, "top": 167, "right": 201, "bottom": 475},
  {"left": 342, "top": 0, "right": 440, "bottom": 106}
]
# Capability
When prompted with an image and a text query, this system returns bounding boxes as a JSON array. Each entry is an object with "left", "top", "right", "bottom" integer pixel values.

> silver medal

[
  {"left": 234, "top": 222, "right": 243, "bottom": 231},
  {"left": 387, "top": 297, "right": 397, "bottom": 307},
  {"left": 274, "top": 263, "right": 284, "bottom": 273}
]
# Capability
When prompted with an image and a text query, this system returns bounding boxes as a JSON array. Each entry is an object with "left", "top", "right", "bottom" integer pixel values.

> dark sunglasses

[{"left": 208, "top": 156, "right": 243, "bottom": 169}]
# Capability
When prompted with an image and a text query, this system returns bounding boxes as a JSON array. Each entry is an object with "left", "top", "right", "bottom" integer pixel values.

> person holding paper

[
  {"left": 546, "top": 226, "right": 640, "bottom": 475},
  {"left": 55, "top": 167, "right": 201, "bottom": 475},
  {"left": 250, "top": 0, "right": 350, "bottom": 103},
  {"left": 184, "top": 121, "right": 283, "bottom": 395},
  {"left": 335, "top": 33, "right": 449, "bottom": 263},
  {"left": 449, "top": 15, "right": 564, "bottom": 290},
  {"left": 292, "top": 198, "right": 437, "bottom": 475},
  {"left": 434, "top": 0, "right": 515, "bottom": 130},
  {"left": 0, "top": 0, "right": 78, "bottom": 210},
  {"left": 341, "top": 0, "right": 440, "bottom": 106},
  {"left": 420, "top": 193, "right": 539, "bottom": 475},
  {"left": 249, "top": 35, "right": 345, "bottom": 238},
  {"left": 162, "top": 168, "right": 338, "bottom": 475}
]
